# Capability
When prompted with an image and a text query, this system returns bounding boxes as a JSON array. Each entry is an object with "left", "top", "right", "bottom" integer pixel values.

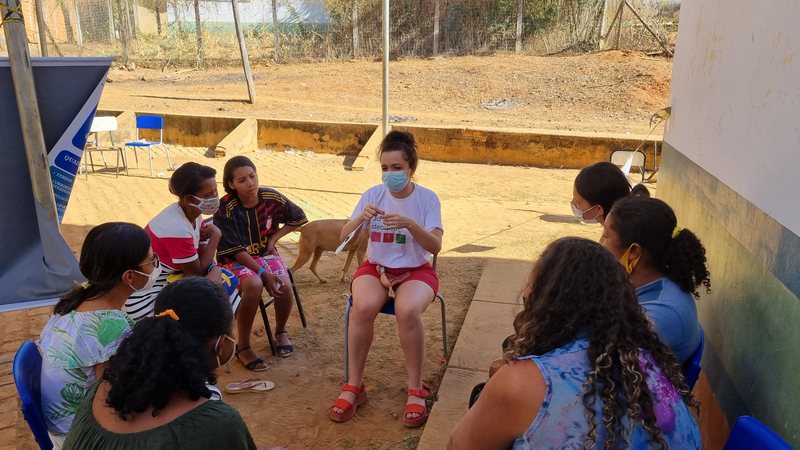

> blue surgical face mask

[{"left": 382, "top": 170, "right": 409, "bottom": 192}]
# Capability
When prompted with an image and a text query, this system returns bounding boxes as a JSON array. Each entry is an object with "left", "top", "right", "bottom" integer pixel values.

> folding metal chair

[
  {"left": 343, "top": 255, "right": 448, "bottom": 380},
  {"left": 259, "top": 269, "right": 308, "bottom": 355},
  {"left": 84, "top": 116, "right": 125, "bottom": 179},
  {"left": 124, "top": 115, "right": 172, "bottom": 177},
  {"left": 610, "top": 149, "right": 647, "bottom": 183}
]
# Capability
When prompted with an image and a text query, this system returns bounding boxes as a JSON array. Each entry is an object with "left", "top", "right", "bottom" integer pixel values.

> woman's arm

[
  {"left": 381, "top": 215, "right": 443, "bottom": 255},
  {"left": 266, "top": 224, "right": 301, "bottom": 255},
  {"left": 341, "top": 203, "right": 383, "bottom": 241},
  {"left": 447, "top": 360, "right": 545, "bottom": 450}
]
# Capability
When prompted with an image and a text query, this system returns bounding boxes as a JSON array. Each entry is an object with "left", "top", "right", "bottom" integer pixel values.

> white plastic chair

[
  {"left": 84, "top": 116, "right": 125, "bottom": 179},
  {"left": 610, "top": 149, "right": 647, "bottom": 183}
]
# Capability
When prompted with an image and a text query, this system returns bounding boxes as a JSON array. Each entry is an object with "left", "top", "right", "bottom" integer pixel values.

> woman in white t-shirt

[{"left": 330, "top": 131, "right": 443, "bottom": 428}]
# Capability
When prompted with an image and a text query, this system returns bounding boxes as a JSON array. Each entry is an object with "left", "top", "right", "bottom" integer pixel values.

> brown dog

[{"left": 291, "top": 219, "right": 368, "bottom": 283}]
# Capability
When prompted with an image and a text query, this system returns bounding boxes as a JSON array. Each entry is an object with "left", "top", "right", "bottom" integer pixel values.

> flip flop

[
  {"left": 225, "top": 379, "right": 275, "bottom": 394},
  {"left": 275, "top": 331, "right": 293, "bottom": 358},
  {"left": 235, "top": 345, "right": 270, "bottom": 372}
]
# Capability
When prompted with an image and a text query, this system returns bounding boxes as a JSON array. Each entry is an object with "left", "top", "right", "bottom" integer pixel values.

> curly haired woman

[
  {"left": 449, "top": 237, "right": 700, "bottom": 449},
  {"left": 602, "top": 196, "right": 710, "bottom": 363},
  {"left": 63, "top": 278, "right": 269, "bottom": 450}
]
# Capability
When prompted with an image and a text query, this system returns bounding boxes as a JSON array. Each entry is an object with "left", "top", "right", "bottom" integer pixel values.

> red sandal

[
  {"left": 329, "top": 383, "right": 367, "bottom": 423},
  {"left": 404, "top": 385, "right": 432, "bottom": 428}
]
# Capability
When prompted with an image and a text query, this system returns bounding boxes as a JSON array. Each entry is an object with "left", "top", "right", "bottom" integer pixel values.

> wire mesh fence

[{"left": 3, "top": 0, "right": 679, "bottom": 66}]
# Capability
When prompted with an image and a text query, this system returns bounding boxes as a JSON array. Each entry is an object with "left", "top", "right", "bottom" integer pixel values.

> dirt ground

[
  {"left": 11, "top": 50, "right": 668, "bottom": 448},
  {"left": 51, "top": 147, "right": 619, "bottom": 449},
  {"left": 101, "top": 50, "right": 672, "bottom": 135}
]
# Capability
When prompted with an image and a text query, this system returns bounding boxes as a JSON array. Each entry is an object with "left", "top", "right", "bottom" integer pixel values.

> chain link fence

[{"left": 3, "top": 0, "right": 678, "bottom": 66}]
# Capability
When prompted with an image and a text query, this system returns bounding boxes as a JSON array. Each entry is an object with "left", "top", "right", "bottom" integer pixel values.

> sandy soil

[
  {"left": 100, "top": 50, "right": 672, "bottom": 135},
  {"left": 56, "top": 147, "right": 614, "bottom": 449}
]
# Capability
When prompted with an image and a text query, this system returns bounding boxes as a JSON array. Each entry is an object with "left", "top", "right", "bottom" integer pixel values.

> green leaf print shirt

[{"left": 38, "top": 310, "right": 134, "bottom": 436}]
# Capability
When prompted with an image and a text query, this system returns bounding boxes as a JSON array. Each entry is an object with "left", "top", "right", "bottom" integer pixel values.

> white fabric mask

[
  {"left": 130, "top": 265, "right": 162, "bottom": 292},
  {"left": 191, "top": 195, "right": 220, "bottom": 215},
  {"left": 570, "top": 202, "right": 601, "bottom": 224}
]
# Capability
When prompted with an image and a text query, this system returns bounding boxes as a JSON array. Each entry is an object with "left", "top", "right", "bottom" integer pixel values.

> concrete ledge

[
  {"left": 472, "top": 259, "right": 532, "bottom": 305},
  {"left": 418, "top": 367, "right": 487, "bottom": 450},
  {"left": 419, "top": 259, "right": 530, "bottom": 449},
  {"left": 214, "top": 118, "right": 256, "bottom": 157},
  {"left": 447, "top": 301, "right": 518, "bottom": 371},
  {"left": 98, "top": 110, "right": 660, "bottom": 169}
]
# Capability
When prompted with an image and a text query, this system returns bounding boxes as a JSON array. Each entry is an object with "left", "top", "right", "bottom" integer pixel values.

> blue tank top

[{"left": 511, "top": 338, "right": 700, "bottom": 449}]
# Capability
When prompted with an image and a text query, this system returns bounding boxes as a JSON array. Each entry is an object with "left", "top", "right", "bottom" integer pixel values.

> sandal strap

[
  {"left": 408, "top": 387, "right": 431, "bottom": 398},
  {"left": 404, "top": 403, "right": 427, "bottom": 415},
  {"left": 235, "top": 345, "right": 251, "bottom": 356},
  {"left": 332, "top": 397, "right": 356, "bottom": 412},
  {"left": 342, "top": 383, "right": 365, "bottom": 394}
]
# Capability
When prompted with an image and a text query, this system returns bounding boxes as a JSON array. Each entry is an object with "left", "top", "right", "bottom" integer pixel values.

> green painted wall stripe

[
  {"left": 659, "top": 142, "right": 800, "bottom": 446},
  {"left": 660, "top": 143, "right": 800, "bottom": 299}
]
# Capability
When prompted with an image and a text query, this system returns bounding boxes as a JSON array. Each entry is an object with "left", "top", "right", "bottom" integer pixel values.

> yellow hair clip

[
  {"left": 80, "top": 281, "right": 91, "bottom": 289},
  {"left": 672, "top": 226, "right": 682, "bottom": 239},
  {"left": 155, "top": 309, "right": 180, "bottom": 321}
]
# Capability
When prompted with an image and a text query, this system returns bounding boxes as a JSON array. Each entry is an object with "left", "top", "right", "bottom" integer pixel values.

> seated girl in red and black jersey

[{"left": 214, "top": 156, "right": 308, "bottom": 369}]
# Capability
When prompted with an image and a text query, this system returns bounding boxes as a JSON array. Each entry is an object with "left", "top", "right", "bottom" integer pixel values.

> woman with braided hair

[
  {"left": 602, "top": 196, "right": 709, "bottom": 363},
  {"left": 449, "top": 237, "right": 700, "bottom": 449}
]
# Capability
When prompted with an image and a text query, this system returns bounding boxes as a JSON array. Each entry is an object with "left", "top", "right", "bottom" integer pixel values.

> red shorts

[{"left": 352, "top": 261, "right": 439, "bottom": 295}]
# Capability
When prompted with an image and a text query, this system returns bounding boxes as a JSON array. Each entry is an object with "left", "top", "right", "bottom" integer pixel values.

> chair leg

[
  {"left": 133, "top": 148, "right": 139, "bottom": 168},
  {"left": 259, "top": 297, "right": 277, "bottom": 355},
  {"left": 344, "top": 299, "right": 352, "bottom": 381},
  {"left": 164, "top": 144, "right": 173, "bottom": 170},
  {"left": 148, "top": 148, "right": 154, "bottom": 177},
  {"left": 84, "top": 152, "right": 89, "bottom": 181},
  {"left": 114, "top": 149, "right": 120, "bottom": 178},
  {"left": 288, "top": 270, "right": 307, "bottom": 328},
  {"left": 122, "top": 147, "right": 130, "bottom": 176},
  {"left": 437, "top": 294, "right": 449, "bottom": 359}
]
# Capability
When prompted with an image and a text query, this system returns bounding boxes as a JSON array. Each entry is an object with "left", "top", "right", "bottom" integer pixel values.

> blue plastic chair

[
  {"left": 682, "top": 328, "right": 704, "bottom": 390},
  {"left": 124, "top": 115, "right": 171, "bottom": 177},
  {"left": 12, "top": 340, "right": 53, "bottom": 450},
  {"left": 342, "top": 256, "right": 448, "bottom": 380},
  {"left": 724, "top": 416, "right": 792, "bottom": 450}
]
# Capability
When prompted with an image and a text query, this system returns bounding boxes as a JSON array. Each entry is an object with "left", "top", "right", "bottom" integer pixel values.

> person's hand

[
  {"left": 206, "top": 266, "right": 223, "bottom": 285},
  {"left": 266, "top": 236, "right": 278, "bottom": 255},
  {"left": 261, "top": 270, "right": 284, "bottom": 298},
  {"left": 381, "top": 213, "right": 415, "bottom": 230},
  {"left": 359, "top": 204, "right": 385, "bottom": 222},
  {"left": 200, "top": 223, "right": 221, "bottom": 241}
]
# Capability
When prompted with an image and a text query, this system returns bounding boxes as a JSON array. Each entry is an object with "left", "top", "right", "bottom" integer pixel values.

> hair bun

[{"left": 383, "top": 130, "right": 415, "bottom": 147}]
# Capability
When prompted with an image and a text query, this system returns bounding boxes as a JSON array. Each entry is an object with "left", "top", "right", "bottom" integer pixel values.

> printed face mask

[
  {"left": 618, "top": 244, "right": 641, "bottom": 274},
  {"left": 570, "top": 202, "right": 601, "bottom": 224},
  {"left": 191, "top": 195, "right": 220, "bottom": 215},
  {"left": 382, "top": 170, "right": 409, "bottom": 192},
  {"left": 129, "top": 264, "right": 162, "bottom": 292},
  {"left": 215, "top": 334, "right": 237, "bottom": 368}
]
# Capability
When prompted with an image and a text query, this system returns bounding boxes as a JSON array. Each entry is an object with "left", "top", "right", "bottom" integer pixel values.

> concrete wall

[
  {"left": 100, "top": 110, "right": 652, "bottom": 169},
  {"left": 662, "top": 0, "right": 800, "bottom": 447}
]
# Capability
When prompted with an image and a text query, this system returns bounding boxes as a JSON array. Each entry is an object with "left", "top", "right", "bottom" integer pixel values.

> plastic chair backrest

[
  {"left": 89, "top": 116, "right": 118, "bottom": 133},
  {"left": 136, "top": 115, "right": 163, "bottom": 130},
  {"left": 683, "top": 328, "right": 704, "bottom": 390},
  {"left": 12, "top": 340, "right": 53, "bottom": 450},
  {"left": 723, "top": 416, "right": 792, "bottom": 450}
]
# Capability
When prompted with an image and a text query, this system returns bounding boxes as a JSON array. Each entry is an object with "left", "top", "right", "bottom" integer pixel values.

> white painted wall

[{"left": 665, "top": 0, "right": 800, "bottom": 236}]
